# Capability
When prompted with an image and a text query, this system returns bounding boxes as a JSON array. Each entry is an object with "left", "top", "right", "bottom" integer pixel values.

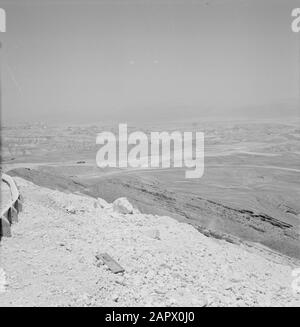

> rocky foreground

[{"left": 0, "top": 177, "right": 299, "bottom": 307}]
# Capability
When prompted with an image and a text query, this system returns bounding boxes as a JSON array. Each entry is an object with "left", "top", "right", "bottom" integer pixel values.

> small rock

[
  {"left": 97, "top": 198, "right": 110, "bottom": 209},
  {"left": 113, "top": 197, "right": 134, "bottom": 214},
  {"left": 112, "top": 294, "right": 119, "bottom": 302},
  {"left": 66, "top": 206, "right": 76, "bottom": 214},
  {"left": 144, "top": 229, "right": 161, "bottom": 240},
  {"left": 230, "top": 277, "right": 243, "bottom": 283},
  {"left": 96, "top": 260, "right": 104, "bottom": 267},
  {"left": 192, "top": 297, "right": 208, "bottom": 307}
]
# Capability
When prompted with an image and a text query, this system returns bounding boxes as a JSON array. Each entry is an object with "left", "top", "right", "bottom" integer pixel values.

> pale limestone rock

[
  {"left": 113, "top": 197, "right": 134, "bottom": 214},
  {"left": 144, "top": 228, "right": 161, "bottom": 240},
  {"left": 97, "top": 197, "right": 110, "bottom": 209}
]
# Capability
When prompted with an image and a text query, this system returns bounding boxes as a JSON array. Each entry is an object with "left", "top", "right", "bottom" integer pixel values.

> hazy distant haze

[{"left": 0, "top": 0, "right": 299, "bottom": 124}]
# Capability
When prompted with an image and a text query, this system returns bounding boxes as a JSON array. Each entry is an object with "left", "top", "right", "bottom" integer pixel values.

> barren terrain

[
  {"left": 0, "top": 177, "right": 299, "bottom": 307},
  {"left": 2, "top": 119, "right": 299, "bottom": 259}
]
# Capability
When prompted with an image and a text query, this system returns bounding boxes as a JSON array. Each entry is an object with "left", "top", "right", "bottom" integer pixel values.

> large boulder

[
  {"left": 96, "top": 197, "right": 110, "bottom": 209},
  {"left": 113, "top": 197, "right": 134, "bottom": 214}
]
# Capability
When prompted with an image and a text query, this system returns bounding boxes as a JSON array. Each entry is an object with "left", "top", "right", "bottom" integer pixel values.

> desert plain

[{"left": 1, "top": 118, "right": 299, "bottom": 259}]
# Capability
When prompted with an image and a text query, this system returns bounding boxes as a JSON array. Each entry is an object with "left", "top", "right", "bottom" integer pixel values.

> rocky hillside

[{"left": 0, "top": 177, "right": 299, "bottom": 306}]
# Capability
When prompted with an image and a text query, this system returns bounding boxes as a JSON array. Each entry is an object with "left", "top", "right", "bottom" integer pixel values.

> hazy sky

[{"left": 0, "top": 0, "right": 299, "bottom": 124}]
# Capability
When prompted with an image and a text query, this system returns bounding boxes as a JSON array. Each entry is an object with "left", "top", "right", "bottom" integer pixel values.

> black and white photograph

[{"left": 0, "top": 0, "right": 300, "bottom": 310}]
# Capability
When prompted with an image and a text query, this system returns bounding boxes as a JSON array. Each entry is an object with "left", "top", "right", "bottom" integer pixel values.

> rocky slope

[
  {"left": 0, "top": 177, "right": 299, "bottom": 307},
  {"left": 8, "top": 167, "right": 300, "bottom": 260}
]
